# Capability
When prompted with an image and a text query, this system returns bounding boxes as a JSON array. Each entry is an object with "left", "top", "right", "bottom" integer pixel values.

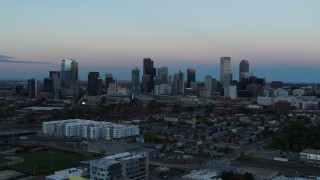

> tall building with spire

[
  {"left": 239, "top": 60, "right": 249, "bottom": 81},
  {"left": 60, "top": 58, "right": 78, "bottom": 90},
  {"left": 220, "top": 57, "right": 231, "bottom": 87}
]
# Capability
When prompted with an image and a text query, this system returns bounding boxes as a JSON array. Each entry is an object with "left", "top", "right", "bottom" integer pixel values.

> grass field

[
  {"left": 0, "top": 157, "right": 11, "bottom": 163},
  {"left": 8, "top": 149, "right": 81, "bottom": 175},
  {"left": 0, "top": 145, "right": 14, "bottom": 151}
]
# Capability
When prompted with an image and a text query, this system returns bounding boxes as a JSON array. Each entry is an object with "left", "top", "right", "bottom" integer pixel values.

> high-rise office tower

[
  {"left": 172, "top": 70, "right": 185, "bottom": 95},
  {"left": 142, "top": 75, "right": 151, "bottom": 93},
  {"left": 27, "top": 78, "right": 36, "bottom": 98},
  {"left": 239, "top": 60, "right": 249, "bottom": 81},
  {"left": 60, "top": 59, "right": 78, "bottom": 90},
  {"left": 36, "top": 80, "right": 42, "bottom": 96},
  {"left": 131, "top": 67, "right": 140, "bottom": 94},
  {"left": 43, "top": 78, "right": 54, "bottom": 94},
  {"left": 204, "top": 75, "right": 213, "bottom": 97},
  {"left": 220, "top": 57, "right": 231, "bottom": 87},
  {"left": 105, "top": 73, "right": 114, "bottom": 90},
  {"left": 187, "top": 68, "right": 196, "bottom": 88},
  {"left": 87, "top": 72, "right": 100, "bottom": 96},
  {"left": 158, "top": 67, "right": 168, "bottom": 84},
  {"left": 143, "top": 58, "right": 156, "bottom": 93},
  {"left": 143, "top": 58, "right": 156, "bottom": 78},
  {"left": 50, "top": 71, "right": 61, "bottom": 97}
]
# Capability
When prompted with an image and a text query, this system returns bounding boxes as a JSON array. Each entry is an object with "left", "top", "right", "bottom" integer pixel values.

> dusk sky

[{"left": 0, "top": 0, "right": 319, "bottom": 82}]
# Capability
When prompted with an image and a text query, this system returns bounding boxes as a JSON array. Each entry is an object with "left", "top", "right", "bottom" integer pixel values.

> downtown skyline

[{"left": 0, "top": 0, "right": 320, "bottom": 82}]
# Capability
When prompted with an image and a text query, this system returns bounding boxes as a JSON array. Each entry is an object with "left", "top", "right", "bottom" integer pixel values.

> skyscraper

[
  {"left": 143, "top": 58, "right": 156, "bottom": 93},
  {"left": 131, "top": 67, "right": 140, "bottom": 94},
  {"left": 172, "top": 70, "right": 185, "bottom": 95},
  {"left": 143, "top": 58, "right": 156, "bottom": 79},
  {"left": 157, "top": 67, "right": 168, "bottom": 84},
  {"left": 220, "top": 57, "right": 231, "bottom": 87},
  {"left": 187, "top": 68, "right": 196, "bottom": 88},
  {"left": 43, "top": 78, "right": 54, "bottom": 94},
  {"left": 239, "top": 60, "right": 249, "bottom": 81},
  {"left": 87, "top": 72, "right": 100, "bottom": 96},
  {"left": 105, "top": 73, "right": 114, "bottom": 90},
  {"left": 60, "top": 59, "right": 78, "bottom": 90},
  {"left": 27, "top": 78, "right": 36, "bottom": 98},
  {"left": 142, "top": 75, "right": 151, "bottom": 93},
  {"left": 50, "top": 71, "right": 61, "bottom": 98},
  {"left": 204, "top": 75, "right": 213, "bottom": 97}
]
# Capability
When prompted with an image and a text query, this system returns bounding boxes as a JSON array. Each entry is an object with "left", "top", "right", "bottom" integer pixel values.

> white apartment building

[
  {"left": 273, "top": 88, "right": 288, "bottom": 97},
  {"left": 90, "top": 152, "right": 148, "bottom": 180},
  {"left": 300, "top": 149, "right": 320, "bottom": 164},
  {"left": 257, "top": 94, "right": 319, "bottom": 110},
  {"left": 293, "top": 89, "right": 304, "bottom": 96},
  {"left": 43, "top": 119, "right": 139, "bottom": 140}
]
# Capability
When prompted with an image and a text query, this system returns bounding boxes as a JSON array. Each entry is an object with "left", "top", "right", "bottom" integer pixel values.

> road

[{"left": 204, "top": 140, "right": 271, "bottom": 171}]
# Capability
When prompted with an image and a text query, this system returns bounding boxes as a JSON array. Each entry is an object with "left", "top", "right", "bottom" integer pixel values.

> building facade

[
  {"left": 105, "top": 73, "right": 114, "bottom": 90},
  {"left": 220, "top": 57, "right": 231, "bottom": 87},
  {"left": 239, "top": 60, "right": 249, "bottom": 81},
  {"left": 157, "top": 67, "right": 168, "bottom": 84},
  {"left": 60, "top": 59, "right": 78, "bottom": 90},
  {"left": 204, "top": 75, "right": 213, "bottom": 98},
  {"left": 143, "top": 58, "right": 156, "bottom": 93},
  {"left": 27, "top": 78, "right": 36, "bottom": 98},
  {"left": 42, "top": 119, "right": 139, "bottom": 140},
  {"left": 131, "top": 67, "right": 140, "bottom": 94},
  {"left": 87, "top": 72, "right": 100, "bottom": 96},
  {"left": 90, "top": 152, "right": 148, "bottom": 180},
  {"left": 172, "top": 71, "right": 185, "bottom": 95},
  {"left": 187, "top": 68, "right": 196, "bottom": 88}
]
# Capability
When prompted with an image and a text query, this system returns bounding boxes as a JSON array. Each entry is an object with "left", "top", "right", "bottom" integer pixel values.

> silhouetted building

[
  {"left": 212, "top": 78, "right": 218, "bottom": 93},
  {"left": 131, "top": 67, "right": 140, "bottom": 94},
  {"left": 239, "top": 76, "right": 265, "bottom": 97},
  {"left": 271, "top": 81, "right": 283, "bottom": 89},
  {"left": 220, "top": 57, "right": 231, "bottom": 87},
  {"left": 105, "top": 73, "right": 114, "bottom": 90},
  {"left": 15, "top": 84, "right": 24, "bottom": 96},
  {"left": 172, "top": 70, "right": 185, "bottom": 95},
  {"left": 87, "top": 72, "right": 100, "bottom": 96},
  {"left": 43, "top": 78, "right": 54, "bottom": 94},
  {"left": 239, "top": 60, "right": 249, "bottom": 81},
  {"left": 204, "top": 75, "right": 213, "bottom": 97},
  {"left": 142, "top": 75, "right": 151, "bottom": 93},
  {"left": 187, "top": 68, "right": 196, "bottom": 88},
  {"left": 27, "top": 78, "right": 36, "bottom": 98},
  {"left": 143, "top": 58, "right": 156, "bottom": 93},
  {"left": 49, "top": 71, "right": 61, "bottom": 98},
  {"left": 158, "top": 67, "right": 168, "bottom": 84}
]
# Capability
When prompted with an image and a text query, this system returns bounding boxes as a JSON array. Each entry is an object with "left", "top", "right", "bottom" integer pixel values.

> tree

[
  {"left": 220, "top": 171, "right": 234, "bottom": 180},
  {"left": 171, "top": 105, "right": 180, "bottom": 113},
  {"left": 244, "top": 172, "right": 254, "bottom": 180},
  {"left": 144, "top": 131, "right": 155, "bottom": 142}
]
